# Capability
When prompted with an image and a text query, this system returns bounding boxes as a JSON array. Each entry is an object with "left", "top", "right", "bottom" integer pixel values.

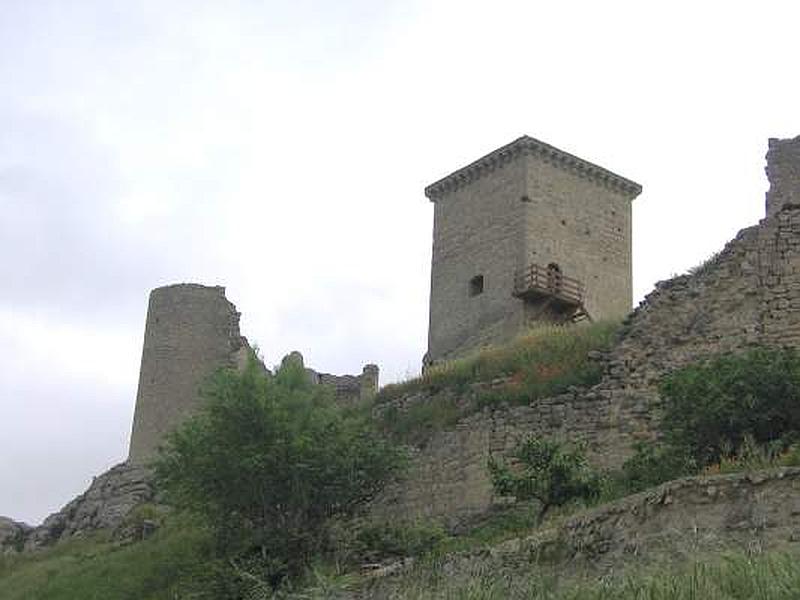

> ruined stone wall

[
  {"left": 128, "top": 284, "right": 251, "bottom": 464},
  {"left": 372, "top": 382, "right": 649, "bottom": 526},
  {"left": 766, "top": 135, "right": 800, "bottom": 218},
  {"left": 380, "top": 468, "right": 800, "bottom": 586},
  {"left": 282, "top": 350, "right": 379, "bottom": 406},
  {"left": 377, "top": 136, "right": 800, "bottom": 525}
]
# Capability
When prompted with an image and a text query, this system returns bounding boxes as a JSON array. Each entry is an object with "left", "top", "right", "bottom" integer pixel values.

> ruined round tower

[{"left": 127, "top": 284, "right": 250, "bottom": 464}]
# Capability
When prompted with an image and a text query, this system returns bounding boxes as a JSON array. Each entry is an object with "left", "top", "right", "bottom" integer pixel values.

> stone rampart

[
  {"left": 385, "top": 468, "right": 800, "bottom": 584},
  {"left": 375, "top": 135, "right": 800, "bottom": 525}
]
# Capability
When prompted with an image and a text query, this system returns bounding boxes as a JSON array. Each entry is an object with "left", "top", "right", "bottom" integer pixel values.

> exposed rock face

[
  {"left": 21, "top": 462, "right": 154, "bottom": 550},
  {"left": 0, "top": 517, "right": 32, "bottom": 554}
]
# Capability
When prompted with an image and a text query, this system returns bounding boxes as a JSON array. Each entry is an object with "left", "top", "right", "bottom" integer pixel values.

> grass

[
  {"left": 0, "top": 513, "right": 213, "bottom": 600},
  {"left": 376, "top": 322, "right": 619, "bottom": 444},
  {"left": 357, "top": 550, "right": 800, "bottom": 599},
  {"left": 6, "top": 493, "right": 800, "bottom": 599}
]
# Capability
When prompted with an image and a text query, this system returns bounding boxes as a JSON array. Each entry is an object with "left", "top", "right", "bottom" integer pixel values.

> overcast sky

[{"left": 1, "top": 0, "right": 798, "bottom": 525}]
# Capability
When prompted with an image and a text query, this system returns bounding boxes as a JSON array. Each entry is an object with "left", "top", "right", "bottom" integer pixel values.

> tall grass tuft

[
  {"left": 359, "top": 551, "right": 800, "bottom": 600},
  {"left": 376, "top": 322, "right": 619, "bottom": 443}
]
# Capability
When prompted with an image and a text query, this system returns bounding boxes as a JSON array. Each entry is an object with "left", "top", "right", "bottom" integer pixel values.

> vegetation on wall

[
  {"left": 360, "top": 550, "right": 800, "bottom": 600},
  {"left": 619, "top": 346, "right": 800, "bottom": 493},
  {"left": 377, "top": 322, "right": 619, "bottom": 443},
  {"left": 377, "top": 322, "right": 618, "bottom": 403}
]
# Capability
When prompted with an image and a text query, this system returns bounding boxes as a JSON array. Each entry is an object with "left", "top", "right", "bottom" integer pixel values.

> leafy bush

[
  {"left": 154, "top": 356, "right": 406, "bottom": 588},
  {"left": 352, "top": 521, "right": 448, "bottom": 562},
  {"left": 617, "top": 441, "right": 696, "bottom": 494},
  {"left": 488, "top": 437, "right": 601, "bottom": 521},
  {"left": 659, "top": 347, "right": 800, "bottom": 467}
]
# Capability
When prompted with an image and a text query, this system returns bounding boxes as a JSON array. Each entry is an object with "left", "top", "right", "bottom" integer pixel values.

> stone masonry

[
  {"left": 425, "top": 136, "right": 642, "bottom": 363},
  {"left": 375, "top": 468, "right": 800, "bottom": 586},
  {"left": 375, "top": 135, "right": 800, "bottom": 525},
  {"left": 128, "top": 284, "right": 252, "bottom": 464},
  {"left": 129, "top": 284, "right": 380, "bottom": 464}
]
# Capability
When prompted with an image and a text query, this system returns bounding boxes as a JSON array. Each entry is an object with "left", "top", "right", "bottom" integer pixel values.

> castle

[
  {"left": 8, "top": 133, "right": 800, "bottom": 553},
  {"left": 128, "top": 285, "right": 378, "bottom": 464},
  {"left": 425, "top": 136, "right": 641, "bottom": 363},
  {"left": 128, "top": 135, "right": 643, "bottom": 463}
]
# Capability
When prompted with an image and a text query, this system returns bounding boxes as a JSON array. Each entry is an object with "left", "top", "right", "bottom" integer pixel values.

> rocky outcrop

[
  {"left": 20, "top": 462, "right": 154, "bottom": 550},
  {"left": 0, "top": 517, "right": 32, "bottom": 554}
]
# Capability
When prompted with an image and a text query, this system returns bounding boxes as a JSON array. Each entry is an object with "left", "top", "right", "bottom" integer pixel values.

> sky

[{"left": 1, "top": 0, "right": 798, "bottom": 525}]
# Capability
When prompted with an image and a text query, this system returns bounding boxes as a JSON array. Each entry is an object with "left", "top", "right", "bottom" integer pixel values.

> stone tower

[
  {"left": 766, "top": 135, "right": 800, "bottom": 218},
  {"left": 128, "top": 284, "right": 251, "bottom": 464},
  {"left": 425, "top": 135, "right": 642, "bottom": 363}
]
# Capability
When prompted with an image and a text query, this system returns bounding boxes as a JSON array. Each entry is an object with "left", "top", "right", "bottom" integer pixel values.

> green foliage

[
  {"left": 352, "top": 521, "right": 448, "bottom": 562},
  {"left": 0, "top": 514, "right": 213, "bottom": 600},
  {"left": 378, "top": 322, "right": 618, "bottom": 443},
  {"left": 378, "top": 397, "right": 463, "bottom": 445},
  {"left": 154, "top": 356, "right": 406, "bottom": 588},
  {"left": 616, "top": 441, "right": 697, "bottom": 494},
  {"left": 377, "top": 322, "right": 618, "bottom": 404},
  {"left": 488, "top": 437, "right": 601, "bottom": 521},
  {"left": 659, "top": 346, "right": 800, "bottom": 467}
]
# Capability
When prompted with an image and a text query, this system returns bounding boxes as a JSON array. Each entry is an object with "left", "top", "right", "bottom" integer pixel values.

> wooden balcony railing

[{"left": 513, "top": 263, "right": 585, "bottom": 307}]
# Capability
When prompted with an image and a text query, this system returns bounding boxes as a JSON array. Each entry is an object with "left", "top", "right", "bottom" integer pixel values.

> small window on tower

[{"left": 469, "top": 275, "right": 484, "bottom": 297}]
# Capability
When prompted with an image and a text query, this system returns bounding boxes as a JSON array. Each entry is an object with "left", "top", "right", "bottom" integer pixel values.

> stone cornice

[{"left": 424, "top": 135, "right": 643, "bottom": 201}]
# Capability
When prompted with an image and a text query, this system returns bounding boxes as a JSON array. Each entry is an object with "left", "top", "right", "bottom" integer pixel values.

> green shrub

[
  {"left": 618, "top": 441, "right": 696, "bottom": 494},
  {"left": 353, "top": 521, "right": 448, "bottom": 562},
  {"left": 488, "top": 437, "right": 601, "bottom": 521},
  {"left": 154, "top": 356, "right": 407, "bottom": 589},
  {"left": 659, "top": 346, "right": 800, "bottom": 467}
]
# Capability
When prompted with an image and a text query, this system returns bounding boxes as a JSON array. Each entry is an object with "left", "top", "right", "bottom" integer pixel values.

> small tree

[
  {"left": 154, "top": 356, "right": 405, "bottom": 587},
  {"left": 488, "top": 436, "right": 600, "bottom": 521}
]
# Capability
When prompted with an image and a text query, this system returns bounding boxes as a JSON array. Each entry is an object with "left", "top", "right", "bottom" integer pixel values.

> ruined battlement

[
  {"left": 766, "top": 135, "right": 800, "bottom": 218},
  {"left": 127, "top": 285, "right": 378, "bottom": 465},
  {"left": 281, "top": 350, "right": 379, "bottom": 406}
]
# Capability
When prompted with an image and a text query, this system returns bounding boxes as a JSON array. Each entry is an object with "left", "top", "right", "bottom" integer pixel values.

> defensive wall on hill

[
  {"left": 374, "top": 135, "right": 800, "bottom": 525},
  {"left": 8, "top": 135, "right": 800, "bottom": 549}
]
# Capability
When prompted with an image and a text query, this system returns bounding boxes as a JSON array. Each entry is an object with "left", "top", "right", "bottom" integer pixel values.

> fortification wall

[
  {"left": 381, "top": 468, "right": 800, "bottom": 585},
  {"left": 376, "top": 135, "right": 800, "bottom": 525},
  {"left": 128, "top": 284, "right": 251, "bottom": 464}
]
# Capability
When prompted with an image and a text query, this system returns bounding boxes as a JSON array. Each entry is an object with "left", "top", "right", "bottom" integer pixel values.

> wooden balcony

[{"left": 513, "top": 263, "right": 585, "bottom": 308}]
